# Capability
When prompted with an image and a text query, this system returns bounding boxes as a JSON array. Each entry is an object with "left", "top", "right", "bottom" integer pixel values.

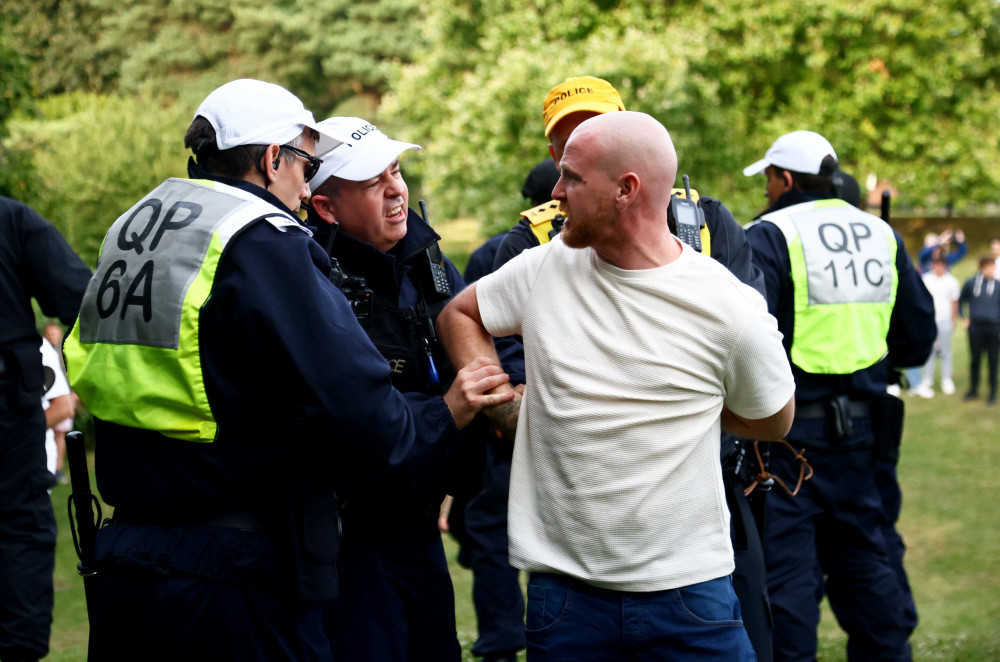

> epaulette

[{"left": 520, "top": 200, "right": 566, "bottom": 245}]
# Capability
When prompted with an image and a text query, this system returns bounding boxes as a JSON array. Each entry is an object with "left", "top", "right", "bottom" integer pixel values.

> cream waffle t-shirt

[{"left": 477, "top": 236, "right": 794, "bottom": 592}]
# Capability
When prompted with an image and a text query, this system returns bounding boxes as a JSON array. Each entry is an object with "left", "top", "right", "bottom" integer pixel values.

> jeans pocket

[
  {"left": 525, "top": 574, "right": 571, "bottom": 633},
  {"left": 675, "top": 577, "right": 744, "bottom": 626}
]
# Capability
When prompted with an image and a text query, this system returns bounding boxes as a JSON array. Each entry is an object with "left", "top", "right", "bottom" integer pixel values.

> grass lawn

[{"left": 43, "top": 223, "right": 999, "bottom": 660}]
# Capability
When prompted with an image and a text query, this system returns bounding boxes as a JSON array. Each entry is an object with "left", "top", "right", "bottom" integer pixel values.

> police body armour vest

[
  {"left": 521, "top": 188, "right": 712, "bottom": 256},
  {"left": 759, "top": 198, "right": 898, "bottom": 374},
  {"left": 64, "top": 178, "right": 306, "bottom": 442}
]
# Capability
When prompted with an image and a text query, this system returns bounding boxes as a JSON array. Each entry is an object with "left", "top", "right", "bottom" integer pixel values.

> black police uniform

[
  {"left": 0, "top": 197, "right": 90, "bottom": 662},
  {"left": 84, "top": 169, "right": 431, "bottom": 661},
  {"left": 746, "top": 187, "right": 934, "bottom": 662},
  {"left": 315, "top": 210, "right": 486, "bottom": 662},
  {"left": 479, "top": 192, "right": 774, "bottom": 662}
]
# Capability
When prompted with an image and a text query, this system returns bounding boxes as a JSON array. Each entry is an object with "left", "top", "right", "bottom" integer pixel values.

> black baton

[
  {"left": 881, "top": 189, "right": 892, "bottom": 226},
  {"left": 65, "top": 430, "right": 102, "bottom": 628}
]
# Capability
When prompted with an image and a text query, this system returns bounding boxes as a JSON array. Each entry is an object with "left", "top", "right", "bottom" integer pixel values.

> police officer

[
  {"left": 63, "top": 81, "right": 513, "bottom": 660},
  {"left": 0, "top": 197, "right": 90, "bottom": 662},
  {"left": 485, "top": 75, "right": 774, "bottom": 662},
  {"left": 743, "top": 130, "right": 935, "bottom": 662},
  {"left": 306, "top": 116, "right": 515, "bottom": 661}
]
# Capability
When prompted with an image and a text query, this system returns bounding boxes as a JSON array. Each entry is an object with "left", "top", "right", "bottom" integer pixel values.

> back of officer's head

[
  {"left": 522, "top": 159, "right": 561, "bottom": 207},
  {"left": 183, "top": 79, "right": 336, "bottom": 179},
  {"left": 744, "top": 130, "right": 839, "bottom": 191}
]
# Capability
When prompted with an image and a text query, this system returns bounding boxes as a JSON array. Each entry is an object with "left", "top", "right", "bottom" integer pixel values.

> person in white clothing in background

[
  {"left": 39, "top": 338, "right": 71, "bottom": 486},
  {"left": 912, "top": 256, "right": 961, "bottom": 397}
]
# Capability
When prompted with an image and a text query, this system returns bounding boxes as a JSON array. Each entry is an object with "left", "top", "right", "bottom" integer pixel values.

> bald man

[{"left": 438, "top": 111, "right": 795, "bottom": 662}]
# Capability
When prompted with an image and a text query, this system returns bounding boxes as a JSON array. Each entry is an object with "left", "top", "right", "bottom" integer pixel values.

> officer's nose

[{"left": 386, "top": 175, "right": 406, "bottom": 198}]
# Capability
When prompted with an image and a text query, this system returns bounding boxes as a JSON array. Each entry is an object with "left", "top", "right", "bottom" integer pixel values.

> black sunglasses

[{"left": 279, "top": 144, "right": 323, "bottom": 183}]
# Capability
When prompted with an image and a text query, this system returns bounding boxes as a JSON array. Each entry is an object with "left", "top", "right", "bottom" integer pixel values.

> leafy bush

[{"left": 10, "top": 92, "right": 192, "bottom": 266}]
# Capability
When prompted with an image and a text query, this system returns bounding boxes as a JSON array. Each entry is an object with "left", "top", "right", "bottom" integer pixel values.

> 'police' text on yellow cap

[{"left": 542, "top": 76, "right": 626, "bottom": 138}]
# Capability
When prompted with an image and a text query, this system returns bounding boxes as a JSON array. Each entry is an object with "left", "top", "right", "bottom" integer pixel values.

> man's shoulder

[{"left": 681, "top": 248, "right": 764, "bottom": 303}]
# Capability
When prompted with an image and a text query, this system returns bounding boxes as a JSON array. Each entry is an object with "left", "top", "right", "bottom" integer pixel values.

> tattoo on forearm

[{"left": 488, "top": 399, "right": 521, "bottom": 442}]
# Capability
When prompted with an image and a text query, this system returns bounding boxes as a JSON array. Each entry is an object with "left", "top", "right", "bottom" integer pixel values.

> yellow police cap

[{"left": 542, "top": 76, "right": 626, "bottom": 138}]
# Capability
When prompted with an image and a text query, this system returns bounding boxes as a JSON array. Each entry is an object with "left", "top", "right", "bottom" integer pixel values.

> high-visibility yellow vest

[
  {"left": 758, "top": 198, "right": 898, "bottom": 374},
  {"left": 521, "top": 189, "right": 712, "bottom": 256},
  {"left": 64, "top": 178, "right": 307, "bottom": 442}
]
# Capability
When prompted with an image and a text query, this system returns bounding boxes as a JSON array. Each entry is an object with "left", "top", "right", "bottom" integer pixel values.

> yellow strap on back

[
  {"left": 669, "top": 188, "right": 701, "bottom": 203},
  {"left": 520, "top": 200, "right": 564, "bottom": 245}
]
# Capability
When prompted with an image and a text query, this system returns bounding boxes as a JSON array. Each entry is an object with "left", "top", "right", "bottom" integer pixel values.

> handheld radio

[{"left": 670, "top": 174, "right": 705, "bottom": 252}]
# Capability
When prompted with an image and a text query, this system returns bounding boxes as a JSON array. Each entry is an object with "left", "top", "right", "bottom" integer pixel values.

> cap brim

[
  {"left": 544, "top": 101, "right": 625, "bottom": 137},
  {"left": 310, "top": 122, "right": 353, "bottom": 157},
  {"left": 742, "top": 158, "right": 770, "bottom": 177},
  {"left": 334, "top": 141, "right": 421, "bottom": 182}
]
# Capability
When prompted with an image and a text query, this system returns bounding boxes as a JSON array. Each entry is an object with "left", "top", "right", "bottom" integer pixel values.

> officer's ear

[
  {"left": 310, "top": 194, "right": 339, "bottom": 226},
  {"left": 259, "top": 143, "right": 282, "bottom": 184},
  {"left": 781, "top": 169, "right": 793, "bottom": 191}
]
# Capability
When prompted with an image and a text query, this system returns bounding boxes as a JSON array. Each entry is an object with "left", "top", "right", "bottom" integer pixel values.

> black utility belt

[
  {"left": 113, "top": 505, "right": 266, "bottom": 532},
  {"left": 796, "top": 396, "right": 872, "bottom": 444},
  {"left": 796, "top": 399, "right": 871, "bottom": 421}
]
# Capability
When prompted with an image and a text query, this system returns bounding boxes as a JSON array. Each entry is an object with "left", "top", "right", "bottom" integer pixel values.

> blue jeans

[{"left": 525, "top": 573, "right": 756, "bottom": 662}]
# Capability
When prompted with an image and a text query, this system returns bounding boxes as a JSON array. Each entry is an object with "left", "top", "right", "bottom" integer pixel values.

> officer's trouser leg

[
  {"left": 0, "top": 407, "right": 55, "bottom": 662},
  {"left": 819, "top": 448, "right": 912, "bottom": 662},
  {"left": 466, "top": 452, "right": 526, "bottom": 658},
  {"left": 764, "top": 452, "right": 823, "bottom": 662},
  {"left": 327, "top": 524, "right": 461, "bottom": 662},
  {"left": 874, "top": 461, "right": 918, "bottom": 637}
]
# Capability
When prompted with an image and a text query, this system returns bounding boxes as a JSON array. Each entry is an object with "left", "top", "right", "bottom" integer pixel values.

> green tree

[
  {"left": 3, "top": 0, "right": 425, "bottom": 115},
  {"left": 694, "top": 0, "right": 1000, "bottom": 217},
  {"left": 383, "top": 0, "right": 689, "bottom": 232},
  {"left": 0, "top": 0, "right": 120, "bottom": 95},
  {"left": 0, "top": 13, "right": 40, "bottom": 199},
  {"left": 387, "top": 0, "right": 1000, "bottom": 230},
  {"left": 9, "top": 92, "right": 191, "bottom": 266}
]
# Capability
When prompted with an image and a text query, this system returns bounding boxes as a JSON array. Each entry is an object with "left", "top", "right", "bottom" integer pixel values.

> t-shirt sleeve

[
  {"left": 476, "top": 243, "right": 549, "bottom": 338},
  {"left": 722, "top": 291, "right": 796, "bottom": 420}
]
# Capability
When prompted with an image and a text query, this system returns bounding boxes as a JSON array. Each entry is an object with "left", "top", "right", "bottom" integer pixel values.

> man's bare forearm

[
  {"left": 438, "top": 285, "right": 500, "bottom": 365},
  {"left": 486, "top": 396, "right": 521, "bottom": 442},
  {"left": 721, "top": 396, "right": 795, "bottom": 440},
  {"left": 439, "top": 284, "right": 520, "bottom": 438}
]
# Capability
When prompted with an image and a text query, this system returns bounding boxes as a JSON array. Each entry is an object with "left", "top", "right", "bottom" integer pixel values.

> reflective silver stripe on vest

[
  {"left": 78, "top": 178, "right": 300, "bottom": 349},
  {"left": 783, "top": 205, "right": 892, "bottom": 305}
]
